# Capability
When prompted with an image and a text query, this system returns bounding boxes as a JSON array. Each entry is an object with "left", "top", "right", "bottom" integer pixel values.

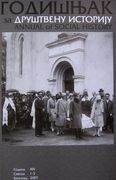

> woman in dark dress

[{"left": 70, "top": 93, "right": 82, "bottom": 139}]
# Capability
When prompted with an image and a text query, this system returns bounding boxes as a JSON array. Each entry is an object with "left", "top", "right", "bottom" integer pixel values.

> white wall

[
  {"left": 85, "top": 32, "right": 113, "bottom": 96},
  {"left": 5, "top": 32, "right": 113, "bottom": 96}
]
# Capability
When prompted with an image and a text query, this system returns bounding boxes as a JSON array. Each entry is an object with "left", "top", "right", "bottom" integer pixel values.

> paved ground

[{"left": 2, "top": 127, "right": 114, "bottom": 146}]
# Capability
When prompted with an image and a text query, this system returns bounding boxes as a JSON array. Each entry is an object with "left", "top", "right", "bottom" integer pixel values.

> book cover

[{"left": 0, "top": 0, "right": 116, "bottom": 180}]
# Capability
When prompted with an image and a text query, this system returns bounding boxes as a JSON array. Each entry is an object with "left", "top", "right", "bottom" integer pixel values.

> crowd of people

[{"left": 2, "top": 88, "right": 114, "bottom": 140}]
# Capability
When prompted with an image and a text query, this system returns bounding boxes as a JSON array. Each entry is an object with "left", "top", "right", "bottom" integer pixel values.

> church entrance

[
  {"left": 63, "top": 67, "right": 74, "bottom": 92},
  {"left": 51, "top": 60, "right": 75, "bottom": 93}
]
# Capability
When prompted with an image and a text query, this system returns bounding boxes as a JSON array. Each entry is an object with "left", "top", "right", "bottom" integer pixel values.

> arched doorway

[
  {"left": 63, "top": 67, "right": 74, "bottom": 92},
  {"left": 52, "top": 61, "right": 74, "bottom": 93}
]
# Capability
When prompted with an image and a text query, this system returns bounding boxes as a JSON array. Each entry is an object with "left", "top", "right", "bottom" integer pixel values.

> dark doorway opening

[{"left": 63, "top": 67, "right": 74, "bottom": 92}]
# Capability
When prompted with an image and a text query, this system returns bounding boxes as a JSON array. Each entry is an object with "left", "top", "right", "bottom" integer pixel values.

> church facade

[{"left": 4, "top": 32, "right": 113, "bottom": 96}]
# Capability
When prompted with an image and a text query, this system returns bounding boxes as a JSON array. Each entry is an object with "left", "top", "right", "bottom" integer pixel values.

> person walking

[
  {"left": 69, "top": 93, "right": 83, "bottom": 139},
  {"left": 103, "top": 93, "right": 113, "bottom": 132},
  {"left": 47, "top": 94, "right": 56, "bottom": 132},
  {"left": 91, "top": 95, "right": 104, "bottom": 137},
  {"left": 56, "top": 93, "right": 67, "bottom": 135},
  {"left": 34, "top": 92, "right": 45, "bottom": 137},
  {"left": 43, "top": 91, "right": 51, "bottom": 131}
]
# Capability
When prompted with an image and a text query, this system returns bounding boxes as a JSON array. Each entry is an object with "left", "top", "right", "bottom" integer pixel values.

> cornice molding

[{"left": 46, "top": 33, "right": 88, "bottom": 48}]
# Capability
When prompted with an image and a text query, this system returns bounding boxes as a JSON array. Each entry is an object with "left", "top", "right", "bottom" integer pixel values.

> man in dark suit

[
  {"left": 43, "top": 91, "right": 51, "bottom": 130},
  {"left": 103, "top": 93, "right": 113, "bottom": 132},
  {"left": 35, "top": 92, "right": 45, "bottom": 136}
]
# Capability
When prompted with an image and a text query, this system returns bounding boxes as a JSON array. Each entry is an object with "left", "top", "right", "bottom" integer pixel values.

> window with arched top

[{"left": 19, "top": 35, "right": 24, "bottom": 75}]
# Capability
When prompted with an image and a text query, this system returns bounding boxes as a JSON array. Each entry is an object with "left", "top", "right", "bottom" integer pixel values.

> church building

[{"left": 4, "top": 32, "right": 113, "bottom": 96}]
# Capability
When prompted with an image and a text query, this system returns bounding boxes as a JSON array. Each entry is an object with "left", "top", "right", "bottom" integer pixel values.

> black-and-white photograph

[{"left": 2, "top": 32, "right": 114, "bottom": 146}]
